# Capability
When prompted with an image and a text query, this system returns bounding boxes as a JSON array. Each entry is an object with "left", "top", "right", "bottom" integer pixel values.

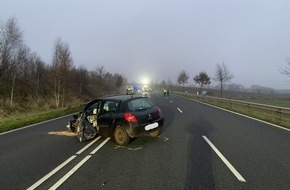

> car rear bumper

[{"left": 125, "top": 118, "right": 164, "bottom": 138}]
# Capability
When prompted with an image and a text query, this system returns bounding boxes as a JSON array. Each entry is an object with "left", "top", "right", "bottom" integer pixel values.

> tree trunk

[
  {"left": 62, "top": 78, "right": 65, "bottom": 107},
  {"left": 54, "top": 79, "right": 60, "bottom": 108},
  {"left": 10, "top": 74, "right": 16, "bottom": 107},
  {"left": 220, "top": 82, "right": 223, "bottom": 97}
]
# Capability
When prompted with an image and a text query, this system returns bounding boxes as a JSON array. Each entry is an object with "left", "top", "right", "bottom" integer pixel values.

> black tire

[
  {"left": 149, "top": 129, "right": 161, "bottom": 137},
  {"left": 113, "top": 126, "right": 130, "bottom": 146}
]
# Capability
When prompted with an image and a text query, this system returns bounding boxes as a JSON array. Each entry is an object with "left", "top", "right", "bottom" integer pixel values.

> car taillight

[{"left": 124, "top": 113, "right": 137, "bottom": 123}]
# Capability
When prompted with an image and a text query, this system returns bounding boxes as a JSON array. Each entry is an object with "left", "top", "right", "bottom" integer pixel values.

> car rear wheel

[
  {"left": 149, "top": 128, "right": 161, "bottom": 137},
  {"left": 114, "top": 126, "right": 130, "bottom": 146}
]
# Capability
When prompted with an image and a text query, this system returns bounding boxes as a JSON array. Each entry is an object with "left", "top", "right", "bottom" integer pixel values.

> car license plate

[{"left": 145, "top": 122, "right": 158, "bottom": 131}]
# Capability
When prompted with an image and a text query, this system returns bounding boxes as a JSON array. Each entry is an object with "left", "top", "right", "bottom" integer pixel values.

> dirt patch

[{"left": 48, "top": 131, "right": 77, "bottom": 137}]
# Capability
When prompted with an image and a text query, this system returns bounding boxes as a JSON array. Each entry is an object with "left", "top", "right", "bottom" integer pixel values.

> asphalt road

[{"left": 0, "top": 93, "right": 289, "bottom": 190}]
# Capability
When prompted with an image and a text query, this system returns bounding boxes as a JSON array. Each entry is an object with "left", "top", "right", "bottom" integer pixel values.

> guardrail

[{"left": 173, "top": 91, "right": 290, "bottom": 129}]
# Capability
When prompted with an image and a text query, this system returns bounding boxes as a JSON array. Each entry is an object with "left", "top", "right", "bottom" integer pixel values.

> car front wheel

[{"left": 114, "top": 126, "right": 130, "bottom": 146}]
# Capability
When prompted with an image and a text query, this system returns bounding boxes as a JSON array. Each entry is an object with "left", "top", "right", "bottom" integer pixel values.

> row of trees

[
  {"left": 177, "top": 62, "right": 234, "bottom": 97},
  {"left": 177, "top": 58, "right": 290, "bottom": 97},
  {"left": 0, "top": 17, "right": 124, "bottom": 110}
]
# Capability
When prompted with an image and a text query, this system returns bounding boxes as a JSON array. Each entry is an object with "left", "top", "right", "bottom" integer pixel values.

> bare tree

[
  {"left": 281, "top": 57, "right": 290, "bottom": 78},
  {"left": 160, "top": 80, "right": 167, "bottom": 90},
  {"left": 91, "top": 65, "right": 106, "bottom": 96},
  {"left": 115, "top": 74, "right": 123, "bottom": 93},
  {"left": 214, "top": 62, "right": 234, "bottom": 97},
  {"left": 10, "top": 45, "right": 30, "bottom": 106},
  {"left": 193, "top": 71, "right": 211, "bottom": 94},
  {"left": 74, "top": 65, "right": 88, "bottom": 95},
  {"left": 0, "top": 17, "right": 23, "bottom": 81},
  {"left": 0, "top": 17, "right": 23, "bottom": 106},
  {"left": 51, "top": 38, "right": 72, "bottom": 108},
  {"left": 177, "top": 70, "right": 189, "bottom": 92},
  {"left": 31, "top": 54, "right": 46, "bottom": 99}
]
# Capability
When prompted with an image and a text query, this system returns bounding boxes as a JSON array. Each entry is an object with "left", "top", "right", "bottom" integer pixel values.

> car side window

[
  {"left": 100, "top": 100, "right": 119, "bottom": 114},
  {"left": 86, "top": 101, "right": 101, "bottom": 115}
]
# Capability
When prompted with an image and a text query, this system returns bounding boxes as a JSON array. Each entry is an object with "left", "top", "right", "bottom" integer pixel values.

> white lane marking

[
  {"left": 177, "top": 108, "right": 183, "bottom": 113},
  {"left": 27, "top": 137, "right": 102, "bottom": 190},
  {"left": 0, "top": 114, "right": 74, "bottom": 136},
  {"left": 90, "top": 137, "right": 111, "bottom": 154},
  {"left": 202, "top": 136, "right": 247, "bottom": 183},
  {"left": 189, "top": 98, "right": 290, "bottom": 132},
  {"left": 49, "top": 137, "right": 111, "bottom": 190},
  {"left": 27, "top": 156, "right": 77, "bottom": 190},
  {"left": 76, "top": 136, "right": 101, "bottom": 154},
  {"left": 48, "top": 155, "right": 92, "bottom": 190}
]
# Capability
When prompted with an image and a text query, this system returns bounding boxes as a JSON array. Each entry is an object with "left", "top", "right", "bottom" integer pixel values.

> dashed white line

[
  {"left": 202, "top": 136, "right": 247, "bottom": 183},
  {"left": 188, "top": 97, "right": 290, "bottom": 132},
  {"left": 177, "top": 108, "right": 183, "bottom": 113}
]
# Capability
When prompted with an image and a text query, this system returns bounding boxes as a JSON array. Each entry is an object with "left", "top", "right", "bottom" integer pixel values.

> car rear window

[{"left": 127, "top": 98, "right": 154, "bottom": 111}]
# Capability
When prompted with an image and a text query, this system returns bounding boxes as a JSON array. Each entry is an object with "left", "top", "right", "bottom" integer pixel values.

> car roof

[{"left": 101, "top": 94, "right": 146, "bottom": 101}]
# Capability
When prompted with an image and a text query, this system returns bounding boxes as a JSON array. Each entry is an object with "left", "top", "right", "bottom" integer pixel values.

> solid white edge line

[
  {"left": 27, "top": 155, "right": 77, "bottom": 190},
  {"left": 76, "top": 136, "right": 101, "bottom": 155},
  {"left": 49, "top": 138, "right": 111, "bottom": 190},
  {"left": 27, "top": 136, "right": 101, "bottom": 190},
  {"left": 49, "top": 155, "right": 92, "bottom": 190},
  {"left": 90, "top": 137, "right": 111, "bottom": 154},
  {"left": 177, "top": 108, "right": 183, "bottom": 113},
  {"left": 202, "top": 136, "right": 246, "bottom": 182},
  {"left": 0, "top": 114, "right": 75, "bottom": 136},
  {"left": 187, "top": 97, "right": 290, "bottom": 132}
]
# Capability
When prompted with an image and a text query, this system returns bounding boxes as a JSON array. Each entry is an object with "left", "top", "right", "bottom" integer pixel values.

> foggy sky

[{"left": 1, "top": 0, "right": 290, "bottom": 89}]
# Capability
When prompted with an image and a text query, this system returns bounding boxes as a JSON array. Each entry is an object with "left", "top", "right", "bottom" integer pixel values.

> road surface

[{"left": 0, "top": 94, "right": 289, "bottom": 189}]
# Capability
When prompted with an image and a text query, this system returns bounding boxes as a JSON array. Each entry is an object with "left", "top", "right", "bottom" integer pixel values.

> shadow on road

[
  {"left": 184, "top": 116, "right": 216, "bottom": 190},
  {"left": 160, "top": 104, "right": 175, "bottom": 134}
]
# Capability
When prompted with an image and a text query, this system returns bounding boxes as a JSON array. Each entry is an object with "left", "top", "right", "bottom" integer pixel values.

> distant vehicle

[
  {"left": 66, "top": 95, "right": 164, "bottom": 145},
  {"left": 126, "top": 86, "right": 134, "bottom": 95},
  {"left": 141, "top": 85, "right": 152, "bottom": 97}
]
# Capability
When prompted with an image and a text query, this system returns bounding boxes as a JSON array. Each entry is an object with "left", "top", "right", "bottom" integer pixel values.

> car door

[
  {"left": 85, "top": 100, "right": 101, "bottom": 126},
  {"left": 97, "top": 100, "right": 119, "bottom": 128}
]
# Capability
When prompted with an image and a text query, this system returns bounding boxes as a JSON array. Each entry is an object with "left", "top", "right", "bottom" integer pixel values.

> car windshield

[{"left": 127, "top": 98, "right": 154, "bottom": 111}]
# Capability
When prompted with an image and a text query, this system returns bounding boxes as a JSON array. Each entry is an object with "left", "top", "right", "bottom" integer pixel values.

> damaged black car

[{"left": 66, "top": 95, "right": 164, "bottom": 145}]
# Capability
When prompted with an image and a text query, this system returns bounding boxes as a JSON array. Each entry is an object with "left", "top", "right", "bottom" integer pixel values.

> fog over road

[{"left": 0, "top": 94, "right": 289, "bottom": 190}]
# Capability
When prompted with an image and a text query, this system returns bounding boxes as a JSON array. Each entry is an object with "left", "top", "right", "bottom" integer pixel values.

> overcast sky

[{"left": 1, "top": 0, "right": 290, "bottom": 89}]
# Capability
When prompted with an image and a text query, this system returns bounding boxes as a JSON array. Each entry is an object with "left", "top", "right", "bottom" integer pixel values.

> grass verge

[
  {"left": 0, "top": 105, "right": 83, "bottom": 133},
  {"left": 241, "top": 99, "right": 290, "bottom": 109}
]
